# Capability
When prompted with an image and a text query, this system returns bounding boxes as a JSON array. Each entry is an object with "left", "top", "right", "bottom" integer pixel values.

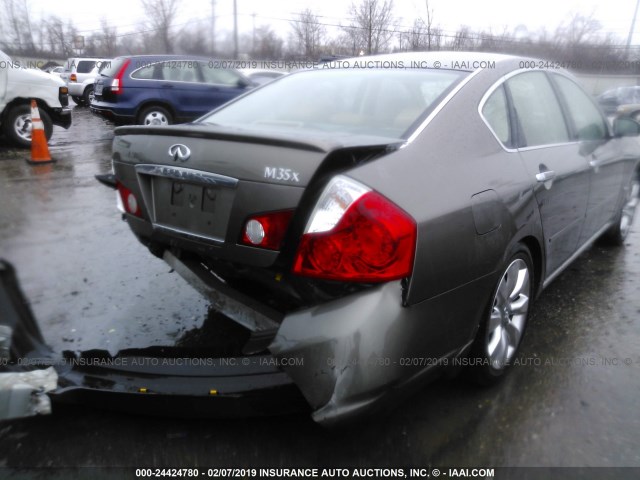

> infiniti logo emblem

[{"left": 168, "top": 144, "right": 191, "bottom": 162}]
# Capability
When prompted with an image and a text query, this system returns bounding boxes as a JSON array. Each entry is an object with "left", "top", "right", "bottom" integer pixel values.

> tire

[
  {"left": 71, "top": 95, "right": 84, "bottom": 105},
  {"left": 83, "top": 86, "right": 94, "bottom": 106},
  {"left": 2, "top": 104, "right": 53, "bottom": 148},
  {"left": 467, "top": 244, "right": 534, "bottom": 385},
  {"left": 82, "top": 85, "right": 93, "bottom": 106},
  {"left": 600, "top": 172, "right": 640, "bottom": 246},
  {"left": 138, "top": 105, "right": 172, "bottom": 126}
]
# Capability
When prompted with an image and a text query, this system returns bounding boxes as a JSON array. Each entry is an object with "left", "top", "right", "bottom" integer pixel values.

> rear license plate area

[{"left": 151, "top": 177, "right": 235, "bottom": 242}]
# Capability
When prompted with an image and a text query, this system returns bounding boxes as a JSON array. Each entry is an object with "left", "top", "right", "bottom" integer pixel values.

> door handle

[
  {"left": 536, "top": 170, "right": 556, "bottom": 182},
  {"left": 589, "top": 159, "right": 604, "bottom": 168}
]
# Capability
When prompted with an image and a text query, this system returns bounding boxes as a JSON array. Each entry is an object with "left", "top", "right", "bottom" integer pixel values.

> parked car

[
  {"left": 0, "top": 50, "right": 71, "bottom": 147},
  {"left": 91, "top": 55, "right": 252, "bottom": 125},
  {"left": 238, "top": 68, "right": 286, "bottom": 85},
  {"left": 47, "top": 66, "right": 64, "bottom": 77},
  {"left": 61, "top": 57, "right": 110, "bottom": 105},
  {"left": 597, "top": 86, "right": 640, "bottom": 118},
  {"left": 106, "top": 52, "right": 640, "bottom": 425}
]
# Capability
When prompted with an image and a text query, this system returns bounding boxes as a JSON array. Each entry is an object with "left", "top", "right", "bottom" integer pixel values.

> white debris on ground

[{"left": 0, "top": 367, "right": 58, "bottom": 420}]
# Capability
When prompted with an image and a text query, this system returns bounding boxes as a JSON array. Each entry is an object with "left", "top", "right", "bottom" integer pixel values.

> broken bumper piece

[
  {"left": 47, "top": 349, "right": 309, "bottom": 418},
  {"left": 0, "top": 258, "right": 307, "bottom": 421},
  {"left": 0, "top": 368, "right": 57, "bottom": 420}
]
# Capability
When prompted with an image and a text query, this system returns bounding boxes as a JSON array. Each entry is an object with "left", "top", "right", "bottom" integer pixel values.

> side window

[
  {"left": 162, "top": 62, "right": 198, "bottom": 82},
  {"left": 131, "top": 64, "right": 160, "bottom": 80},
  {"left": 482, "top": 85, "right": 511, "bottom": 146},
  {"left": 506, "top": 72, "right": 569, "bottom": 147},
  {"left": 199, "top": 63, "right": 243, "bottom": 86},
  {"left": 553, "top": 74, "right": 608, "bottom": 141}
]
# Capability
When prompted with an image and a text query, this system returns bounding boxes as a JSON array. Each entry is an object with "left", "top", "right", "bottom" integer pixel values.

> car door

[
  {"left": 196, "top": 62, "right": 250, "bottom": 114},
  {"left": 505, "top": 71, "right": 591, "bottom": 276},
  {"left": 156, "top": 60, "right": 203, "bottom": 120},
  {"left": 550, "top": 73, "right": 626, "bottom": 245}
]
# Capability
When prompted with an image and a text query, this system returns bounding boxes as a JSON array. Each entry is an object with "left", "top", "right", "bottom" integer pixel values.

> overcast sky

[{"left": 23, "top": 0, "right": 640, "bottom": 45}]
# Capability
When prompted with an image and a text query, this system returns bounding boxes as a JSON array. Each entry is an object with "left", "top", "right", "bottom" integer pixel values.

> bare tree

[
  {"left": 99, "top": 18, "right": 118, "bottom": 57},
  {"left": 448, "top": 26, "right": 474, "bottom": 51},
  {"left": 140, "top": 0, "right": 181, "bottom": 53},
  {"left": 344, "top": 0, "right": 395, "bottom": 55},
  {"left": 423, "top": 0, "right": 436, "bottom": 50},
  {"left": 4, "top": 0, "right": 37, "bottom": 54},
  {"left": 252, "top": 25, "right": 283, "bottom": 59},
  {"left": 290, "top": 9, "right": 325, "bottom": 59},
  {"left": 43, "top": 16, "right": 77, "bottom": 57},
  {"left": 559, "top": 12, "right": 601, "bottom": 46},
  {"left": 400, "top": 19, "right": 427, "bottom": 51},
  {"left": 177, "top": 24, "right": 209, "bottom": 55}
]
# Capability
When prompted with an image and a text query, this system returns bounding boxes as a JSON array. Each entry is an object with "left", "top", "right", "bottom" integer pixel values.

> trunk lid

[
  {"left": 112, "top": 124, "right": 402, "bottom": 269},
  {"left": 113, "top": 124, "right": 401, "bottom": 187}
]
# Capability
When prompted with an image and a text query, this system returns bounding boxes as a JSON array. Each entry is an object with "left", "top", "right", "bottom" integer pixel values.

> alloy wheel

[{"left": 485, "top": 258, "right": 531, "bottom": 369}]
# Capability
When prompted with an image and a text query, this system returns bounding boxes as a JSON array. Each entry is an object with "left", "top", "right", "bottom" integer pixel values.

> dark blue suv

[{"left": 91, "top": 55, "right": 253, "bottom": 125}]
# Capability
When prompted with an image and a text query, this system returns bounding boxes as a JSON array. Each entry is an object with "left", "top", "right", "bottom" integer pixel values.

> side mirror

[
  {"left": 613, "top": 117, "right": 640, "bottom": 137},
  {"left": 236, "top": 78, "right": 252, "bottom": 89}
]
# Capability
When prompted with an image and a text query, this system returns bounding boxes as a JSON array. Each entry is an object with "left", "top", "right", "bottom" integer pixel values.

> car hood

[{"left": 7, "top": 66, "right": 65, "bottom": 87}]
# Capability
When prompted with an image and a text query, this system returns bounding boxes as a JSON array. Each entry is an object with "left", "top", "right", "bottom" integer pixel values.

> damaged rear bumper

[
  {"left": 0, "top": 258, "right": 308, "bottom": 421},
  {"left": 1, "top": 253, "right": 482, "bottom": 425}
]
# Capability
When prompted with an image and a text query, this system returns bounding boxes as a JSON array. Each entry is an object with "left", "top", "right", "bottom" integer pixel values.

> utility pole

[
  {"left": 233, "top": 0, "right": 239, "bottom": 59},
  {"left": 252, "top": 12, "right": 256, "bottom": 54},
  {"left": 627, "top": 0, "right": 640, "bottom": 59},
  {"left": 211, "top": 0, "right": 216, "bottom": 55}
]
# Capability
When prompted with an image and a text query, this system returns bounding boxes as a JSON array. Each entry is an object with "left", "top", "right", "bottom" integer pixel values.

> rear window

[
  {"left": 200, "top": 68, "right": 466, "bottom": 139},
  {"left": 77, "top": 61, "right": 96, "bottom": 74},
  {"left": 100, "top": 58, "right": 129, "bottom": 77}
]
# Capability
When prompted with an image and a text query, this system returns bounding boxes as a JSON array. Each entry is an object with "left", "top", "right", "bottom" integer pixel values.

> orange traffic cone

[{"left": 28, "top": 99, "right": 54, "bottom": 164}]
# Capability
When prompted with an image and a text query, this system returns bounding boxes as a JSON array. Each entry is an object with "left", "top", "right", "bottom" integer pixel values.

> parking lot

[{"left": 1, "top": 104, "right": 639, "bottom": 474}]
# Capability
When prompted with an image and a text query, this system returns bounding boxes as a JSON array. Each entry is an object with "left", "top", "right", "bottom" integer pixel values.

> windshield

[{"left": 200, "top": 68, "right": 467, "bottom": 139}]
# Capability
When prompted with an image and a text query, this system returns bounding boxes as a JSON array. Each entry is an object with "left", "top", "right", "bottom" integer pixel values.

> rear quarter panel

[{"left": 348, "top": 61, "right": 543, "bottom": 307}]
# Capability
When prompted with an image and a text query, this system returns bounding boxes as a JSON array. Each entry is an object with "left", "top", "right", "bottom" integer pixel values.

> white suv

[{"left": 61, "top": 58, "right": 111, "bottom": 106}]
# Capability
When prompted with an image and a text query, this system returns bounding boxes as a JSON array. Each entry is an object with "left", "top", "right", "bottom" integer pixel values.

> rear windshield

[
  {"left": 200, "top": 68, "right": 467, "bottom": 139},
  {"left": 100, "top": 57, "right": 128, "bottom": 77},
  {"left": 77, "top": 61, "right": 96, "bottom": 73}
]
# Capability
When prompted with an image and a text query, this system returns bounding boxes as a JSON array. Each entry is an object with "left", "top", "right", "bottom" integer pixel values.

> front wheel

[
  {"left": 2, "top": 104, "right": 53, "bottom": 148},
  {"left": 467, "top": 245, "right": 534, "bottom": 385},
  {"left": 138, "top": 105, "right": 172, "bottom": 126},
  {"left": 600, "top": 173, "right": 640, "bottom": 246}
]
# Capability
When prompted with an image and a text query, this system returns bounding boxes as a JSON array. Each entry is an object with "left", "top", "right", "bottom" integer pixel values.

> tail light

[
  {"left": 293, "top": 175, "right": 416, "bottom": 282},
  {"left": 117, "top": 182, "right": 141, "bottom": 217},
  {"left": 70, "top": 73, "right": 77, "bottom": 82},
  {"left": 111, "top": 59, "right": 131, "bottom": 94},
  {"left": 241, "top": 210, "right": 294, "bottom": 250}
]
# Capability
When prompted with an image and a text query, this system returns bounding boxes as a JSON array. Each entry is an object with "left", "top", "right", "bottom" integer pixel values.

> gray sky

[{"left": 24, "top": 0, "right": 640, "bottom": 45}]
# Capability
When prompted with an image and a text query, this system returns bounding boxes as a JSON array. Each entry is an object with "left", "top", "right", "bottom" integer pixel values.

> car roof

[
  {"left": 116, "top": 54, "right": 210, "bottom": 60},
  {"left": 66, "top": 57, "right": 109, "bottom": 63}
]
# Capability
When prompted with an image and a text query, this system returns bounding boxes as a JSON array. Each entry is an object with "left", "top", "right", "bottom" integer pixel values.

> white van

[{"left": 0, "top": 50, "right": 72, "bottom": 147}]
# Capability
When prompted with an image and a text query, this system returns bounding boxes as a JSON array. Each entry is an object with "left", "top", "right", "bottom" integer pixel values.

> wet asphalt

[{"left": 0, "top": 105, "right": 639, "bottom": 475}]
